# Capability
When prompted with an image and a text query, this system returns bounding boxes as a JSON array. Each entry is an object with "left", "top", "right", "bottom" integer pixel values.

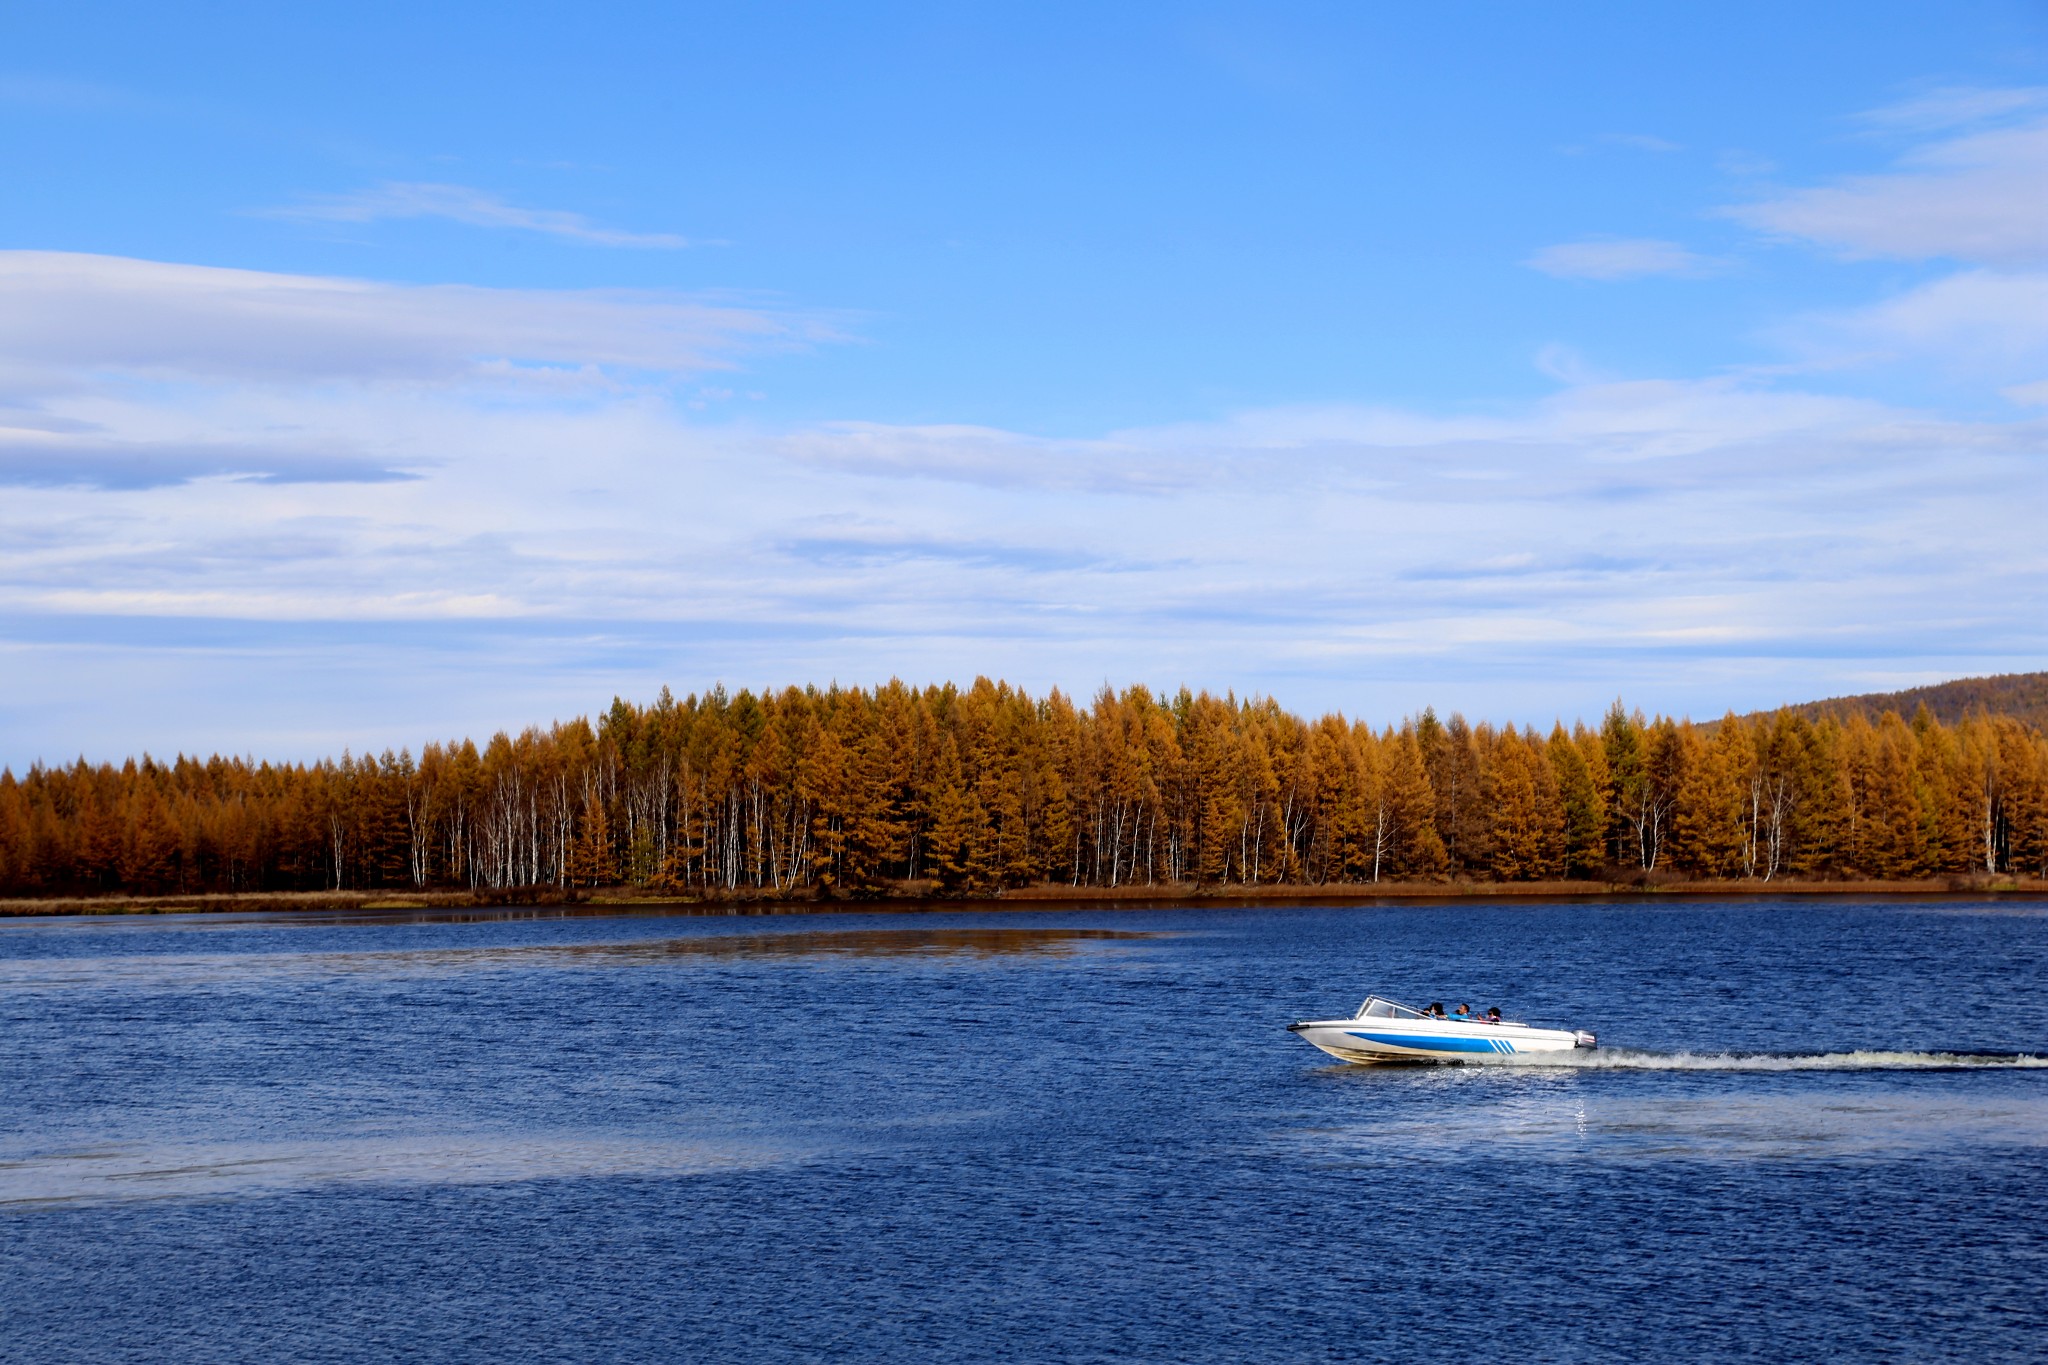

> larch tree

[
  {"left": 1547, "top": 723, "right": 1605, "bottom": 879},
  {"left": 1488, "top": 728, "right": 1564, "bottom": 881}
]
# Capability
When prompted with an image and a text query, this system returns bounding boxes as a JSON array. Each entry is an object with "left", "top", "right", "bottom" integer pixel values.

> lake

[{"left": 3, "top": 899, "right": 2045, "bottom": 1362}]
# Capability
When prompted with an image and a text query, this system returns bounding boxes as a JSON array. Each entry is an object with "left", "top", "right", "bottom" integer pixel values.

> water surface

[{"left": 4, "top": 900, "right": 2044, "bottom": 1361}]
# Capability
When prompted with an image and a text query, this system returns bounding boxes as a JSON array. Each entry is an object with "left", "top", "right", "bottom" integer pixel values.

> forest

[
  {"left": 1791, "top": 670, "right": 2048, "bottom": 734},
  {"left": 4, "top": 679, "right": 2047, "bottom": 900}
]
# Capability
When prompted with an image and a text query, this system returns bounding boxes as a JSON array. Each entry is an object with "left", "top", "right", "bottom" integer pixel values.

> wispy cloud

[
  {"left": 774, "top": 422, "right": 1177, "bottom": 493},
  {"left": 261, "top": 181, "right": 696, "bottom": 249},
  {"left": 0, "top": 251, "right": 846, "bottom": 498},
  {"left": 1728, "top": 96, "right": 2048, "bottom": 384},
  {"left": 775, "top": 530, "right": 1114, "bottom": 574},
  {"left": 1728, "top": 110, "right": 2048, "bottom": 264},
  {"left": 1525, "top": 237, "right": 1722, "bottom": 280},
  {"left": 0, "top": 72, "right": 140, "bottom": 111},
  {"left": 5, "top": 249, "right": 2046, "bottom": 764},
  {"left": 1600, "top": 132, "right": 1681, "bottom": 153},
  {"left": 775, "top": 382, "right": 1997, "bottom": 495},
  {"left": 8, "top": 359, "right": 2043, "bottom": 760},
  {"left": 1775, "top": 268, "right": 2048, "bottom": 383},
  {"left": 1856, "top": 85, "right": 2048, "bottom": 133},
  {"left": 0, "top": 251, "right": 834, "bottom": 389},
  {"left": 0, "top": 432, "right": 421, "bottom": 490},
  {"left": 1557, "top": 133, "right": 1683, "bottom": 157}
]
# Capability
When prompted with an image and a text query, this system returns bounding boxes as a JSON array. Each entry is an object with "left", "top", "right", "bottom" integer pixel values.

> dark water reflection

[
  {"left": 0, "top": 924, "right": 1162, "bottom": 991},
  {"left": 3, "top": 901, "right": 2045, "bottom": 1362}
]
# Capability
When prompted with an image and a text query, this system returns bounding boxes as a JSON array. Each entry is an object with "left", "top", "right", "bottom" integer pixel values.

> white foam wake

[{"left": 1512, "top": 1048, "right": 2048, "bottom": 1071}]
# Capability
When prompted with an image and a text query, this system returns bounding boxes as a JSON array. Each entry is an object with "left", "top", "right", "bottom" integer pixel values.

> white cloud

[
  {"left": 1730, "top": 96, "right": 2048, "bottom": 376},
  {"left": 261, "top": 181, "right": 696, "bottom": 248},
  {"left": 1765, "top": 269, "right": 2048, "bottom": 386},
  {"left": 777, "top": 381, "right": 2005, "bottom": 493},
  {"left": 0, "top": 251, "right": 833, "bottom": 389},
  {"left": 1525, "top": 238, "right": 1721, "bottom": 280},
  {"left": 1856, "top": 85, "right": 2048, "bottom": 133},
  {"left": 3, "top": 252, "right": 2046, "bottom": 762},
  {"left": 774, "top": 422, "right": 1176, "bottom": 493},
  {"left": 1600, "top": 132, "right": 1682, "bottom": 153},
  {"left": 1826, "top": 270, "right": 2048, "bottom": 360},
  {"left": 0, "top": 251, "right": 844, "bottom": 494},
  {"left": 1729, "top": 115, "right": 2048, "bottom": 264}
]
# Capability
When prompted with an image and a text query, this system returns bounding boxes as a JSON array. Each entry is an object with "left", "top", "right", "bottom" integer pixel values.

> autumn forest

[{"left": 5, "top": 679, "right": 2048, "bottom": 902}]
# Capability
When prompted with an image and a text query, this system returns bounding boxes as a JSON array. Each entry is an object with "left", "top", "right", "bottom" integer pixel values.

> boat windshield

[{"left": 1356, "top": 996, "right": 1427, "bottom": 1020}]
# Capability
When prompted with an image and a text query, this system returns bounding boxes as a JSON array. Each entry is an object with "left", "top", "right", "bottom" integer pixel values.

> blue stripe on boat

[{"left": 1344, "top": 1031, "right": 1502, "bottom": 1054}]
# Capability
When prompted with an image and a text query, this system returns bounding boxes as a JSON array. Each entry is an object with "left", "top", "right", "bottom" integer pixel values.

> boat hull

[{"left": 1290, "top": 1018, "right": 1592, "bottom": 1064}]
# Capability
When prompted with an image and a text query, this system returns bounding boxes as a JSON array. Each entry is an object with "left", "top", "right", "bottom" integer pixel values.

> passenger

[
  {"left": 1485, "top": 1007, "right": 1503, "bottom": 1024},
  {"left": 1426, "top": 1002, "right": 1447, "bottom": 1019},
  {"left": 1452, "top": 1004, "right": 1472, "bottom": 1018}
]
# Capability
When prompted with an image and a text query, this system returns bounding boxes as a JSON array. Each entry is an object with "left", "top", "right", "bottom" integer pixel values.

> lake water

[{"left": 3, "top": 899, "right": 2045, "bottom": 1362}]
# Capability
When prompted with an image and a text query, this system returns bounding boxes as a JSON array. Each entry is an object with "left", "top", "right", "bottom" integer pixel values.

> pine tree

[{"left": 1601, "top": 701, "right": 1647, "bottom": 868}]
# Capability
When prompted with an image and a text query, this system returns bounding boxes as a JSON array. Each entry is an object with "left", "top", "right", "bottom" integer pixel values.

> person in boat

[
  {"left": 1426, "top": 1002, "right": 1447, "bottom": 1018},
  {"left": 1452, "top": 1004, "right": 1472, "bottom": 1019},
  {"left": 1484, "top": 1007, "right": 1503, "bottom": 1023}
]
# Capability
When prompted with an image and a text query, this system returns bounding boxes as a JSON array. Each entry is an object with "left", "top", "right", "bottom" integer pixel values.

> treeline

[{"left": 4, "top": 680, "right": 2048, "bottom": 900}]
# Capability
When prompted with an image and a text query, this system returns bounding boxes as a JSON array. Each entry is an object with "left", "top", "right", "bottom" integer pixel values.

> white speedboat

[{"left": 1289, "top": 994, "right": 1595, "bottom": 1063}]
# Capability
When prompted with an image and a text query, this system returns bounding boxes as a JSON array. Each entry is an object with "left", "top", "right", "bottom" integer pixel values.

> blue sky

[{"left": 4, "top": 2, "right": 2047, "bottom": 763}]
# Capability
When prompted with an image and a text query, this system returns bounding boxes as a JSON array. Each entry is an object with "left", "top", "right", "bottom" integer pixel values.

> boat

[{"left": 1288, "top": 994, "right": 1596, "bottom": 1063}]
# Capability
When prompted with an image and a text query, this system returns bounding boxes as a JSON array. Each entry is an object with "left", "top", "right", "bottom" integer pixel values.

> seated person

[
  {"left": 1426, "top": 1002, "right": 1447, "bottom": 1019},
  {"left": 1484, "top": 1007, "right": 1503, "bottom": 1024},
  {"left": 1452, "top": 1004, "right": 1472, "bottom": 1018}
]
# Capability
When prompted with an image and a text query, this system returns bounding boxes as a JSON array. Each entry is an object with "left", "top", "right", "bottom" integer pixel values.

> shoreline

[{"left": 5, "top": 875, "right": 2046, "bottom": 918}]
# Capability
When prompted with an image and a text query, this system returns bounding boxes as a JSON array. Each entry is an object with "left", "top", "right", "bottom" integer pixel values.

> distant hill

[{"left": 1780, "top": 672, "right": 2048, "bottom": 731}]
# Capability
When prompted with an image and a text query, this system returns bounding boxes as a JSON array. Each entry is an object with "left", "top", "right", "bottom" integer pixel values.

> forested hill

[{"left": 1783, "top": 672, "right": 2048, "bottom": 731}]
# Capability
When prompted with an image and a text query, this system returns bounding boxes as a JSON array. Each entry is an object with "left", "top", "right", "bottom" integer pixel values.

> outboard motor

[{"left": 1574, "top": 1030, "right": 1597, "bottom": 1050}]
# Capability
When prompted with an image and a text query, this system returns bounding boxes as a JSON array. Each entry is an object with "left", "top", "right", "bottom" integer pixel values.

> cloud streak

[
  {"left": 262, "top": 181, "right": 695, "bottom": 248},
  {"left": 1525, "top": 238, "right": 1722, "bottom": 280},
  {"left": 0, "top": 428, "right": 421, "bottom": 490},
  {"left": 0, "top": 251, "right": 836, "bottom": 389},
  {"left": 1729, "top": 115, "right": 2048, "bottom": 264},
  {"left": 1600, "top": 132, "right": 1682, "bottom": 153},
  {"left": 1854, "top": 85, "right": 2048, "bottom": 133},
  {"left": 1787, "top": 269, "right": 2048, "bottom": 376}
]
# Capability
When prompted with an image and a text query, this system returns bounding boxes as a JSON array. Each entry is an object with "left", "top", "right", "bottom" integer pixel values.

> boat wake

[{"left": 1512, "top": 1048, "right": 2048, "bottom": 1071}]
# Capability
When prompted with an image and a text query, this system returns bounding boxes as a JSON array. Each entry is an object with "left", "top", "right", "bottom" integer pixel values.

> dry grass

[{"left": 5, "top": 875, "right": 2045, "bottom": 917}]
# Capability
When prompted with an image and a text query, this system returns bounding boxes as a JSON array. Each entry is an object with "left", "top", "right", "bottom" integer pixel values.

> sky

[{"left": 4, "top": 1, "right": 2048, "bottom": 765}]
